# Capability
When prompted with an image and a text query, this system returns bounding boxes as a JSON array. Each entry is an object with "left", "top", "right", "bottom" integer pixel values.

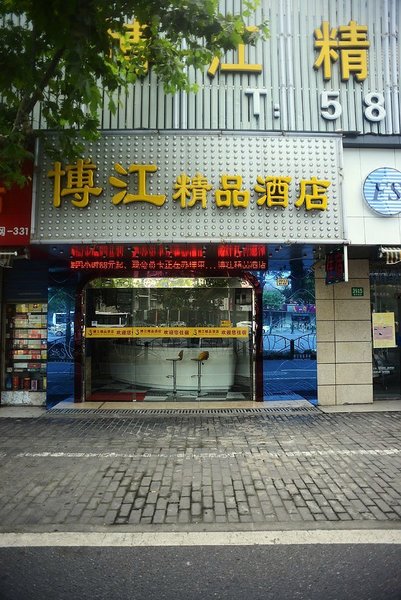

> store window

[
  {"left": 83, "top": 277, "right": 254, "bottom": 402},
  {"left": 371, "top": 269, "right": 401, "bottom": 400},
  {"left": 2, "top": 302, "right": 47, "bottom": 395},
  {"left": 47, "top": 286, "right": 75, "bottom": 406}
]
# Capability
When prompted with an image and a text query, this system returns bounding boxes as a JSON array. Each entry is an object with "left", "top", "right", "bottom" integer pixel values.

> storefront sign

[
  {"left": 67, "top": 243, "right": 267, "bottom": 272},
  {"left": 71, "top": 258, "right": 267, "bottom": 271},
  {"left": 108, "top": 18, "right": 384, "bottom": 127},
  {"left": 35, "top": 133, "right": 343, "bottom": 244},
  {"left": 372, "top": 312, "right": 396, "bottom": 348},
  {"left": 85, "top": 326, "right": 249, "bottom": 338},
  {"left": 69, "top": 243, "right": 266, "bottom": 259},
  {"left": 49, "top": 161, "right": 331, "bottom": 212},
  {"left": 363, "top": 168, "right": 401, "bottom": 216},
  {"left": 111, "top": 18, "right": 371, "bottom": 83},
  {"left": 0, "top": 177, "right": 32, "bottom": 246}
]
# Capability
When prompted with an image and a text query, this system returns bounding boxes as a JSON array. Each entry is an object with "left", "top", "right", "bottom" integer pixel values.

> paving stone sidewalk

[{"left": 0, "top": 407, "right": 400, "bottom": 531}]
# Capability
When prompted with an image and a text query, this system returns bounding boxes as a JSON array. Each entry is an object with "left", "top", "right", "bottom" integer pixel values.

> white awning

[{"left": 379, "top": 247, "right": 401, "bottom": 265}]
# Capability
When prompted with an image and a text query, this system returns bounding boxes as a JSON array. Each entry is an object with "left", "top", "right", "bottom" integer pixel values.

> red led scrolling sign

[
  {"left": 69, "top": 243, "right": 267, "bottom": 260},
  {"left": 68, "top": 244, "right": 267, "bottom": 271},
  {"left": 70, "top": 259, "right": 267, "bottom": 271}
]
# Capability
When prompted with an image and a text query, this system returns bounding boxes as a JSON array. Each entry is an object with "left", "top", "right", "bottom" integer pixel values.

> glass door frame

[
  {"left": 370, "top": 266, "right": 401, "bottom": 401},
  {"left": 77, "top": 272, "right": 263, "bottom": 402}
]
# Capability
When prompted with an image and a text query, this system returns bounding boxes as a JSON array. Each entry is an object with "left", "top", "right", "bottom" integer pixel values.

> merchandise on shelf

[{"left": 3, "top": 302, "right": 48, "bottom": 392}]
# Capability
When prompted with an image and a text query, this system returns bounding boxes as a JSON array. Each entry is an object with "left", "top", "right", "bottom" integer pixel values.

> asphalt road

[{"left": 1, "top": 542, "right": 401, "bottom": 600}]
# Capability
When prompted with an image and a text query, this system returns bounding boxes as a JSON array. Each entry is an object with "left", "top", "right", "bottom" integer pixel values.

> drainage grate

[{"left": 44, "top": 405, "right": 320, "bottom": 418}]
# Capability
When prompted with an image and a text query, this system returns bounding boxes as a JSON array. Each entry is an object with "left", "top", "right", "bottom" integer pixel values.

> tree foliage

[
  {"left": 0, "top": 0, "right": 268, "bottom": 186},
  {"left": 263, "top": 288, "right": 286, "bottom": 311}
]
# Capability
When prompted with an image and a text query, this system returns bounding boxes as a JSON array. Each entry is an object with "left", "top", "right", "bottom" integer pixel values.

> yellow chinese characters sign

[
  {"left": 85, "top": 327, "right": 249, "bottom": 339},
  {"left": 372, "top": 313, "right": 396, "bottom": 349},
  {"left": 108, "top": 19, "right": 262, "bottom": 78},
  {"left": 108, "top": 17, "right": 371, "bottom": 85},
  {"left": 48, "top": 160, "right": 331, "bottom": 212},
  {"left": 314, "top": 20, "right": 370, "bottom": 81}
]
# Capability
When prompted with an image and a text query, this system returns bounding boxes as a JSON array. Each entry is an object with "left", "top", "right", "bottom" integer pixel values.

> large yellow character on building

[
  {"left": 48, "top": 159, "right": 103, "bottom": 208},
  {"left": 314, "top": 20, "right": 369, "bottom": 81},
  {"left": 109, "top": 163, "right": 166, "bottom": 206},
  {"left": 173, "top": 173, "right": 212, "bottom": 208}
]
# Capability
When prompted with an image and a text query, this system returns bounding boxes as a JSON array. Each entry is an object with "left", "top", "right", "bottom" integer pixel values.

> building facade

[{"left": 1, "top": 0, "right": 401, "bottom": 407}]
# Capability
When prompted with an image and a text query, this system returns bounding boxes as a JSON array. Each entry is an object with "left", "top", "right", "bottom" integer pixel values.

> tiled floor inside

[{"left": 87, "top": 380, "right": 249, "bottom": 403}]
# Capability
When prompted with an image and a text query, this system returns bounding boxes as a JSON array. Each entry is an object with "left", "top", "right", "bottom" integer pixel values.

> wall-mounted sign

[
  {"left": 68, "top": 243, "right": 266, "bottom": 260},
  {"left": 363, "top": 168, "right": 401, "bottom": 216},
  {"left": 106, "top": 17, "right": 385, "bottom": 127},
  {"left": 0, "top": 174, "right": 32, "bottom": 246},
  {"left": 35, "top": 133, "right": 343, "bottom": 244},
  {"left": 67, "top": 243, "right": 267, "bottom": 272},
  {"left": 372, "top": 312, "right": 396, "bottom": 348},
  {"left": 31, "top": 2, "right": 401, "bottom": 136},
  {"left": 48, "top": 160, "right": 331, "bottom": 211},
  {"left": 351, "top": 287, "right": 364, "bottom": 297}
]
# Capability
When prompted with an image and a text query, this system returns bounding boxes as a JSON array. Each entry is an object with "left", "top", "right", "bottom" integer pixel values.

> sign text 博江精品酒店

[
  {"left": 48, "top": 160, "right": 331, "bottom": 212},
  {"left": 34, "top": 134, "right": 344, "bottom": 244}
]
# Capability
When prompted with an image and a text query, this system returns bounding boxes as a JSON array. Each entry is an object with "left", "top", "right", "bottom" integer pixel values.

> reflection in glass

[
  {"left": 47, "top": 286, "right": 75, "bottom": 406},
  {"left": 371, "top": 268, "right": 401, "bottom": 400},
  {"left": 261, "top": 266, "right": 317, "bottom": 403},
  {"left": 84, "top": 277, "right": 254, "bottom": 402}
]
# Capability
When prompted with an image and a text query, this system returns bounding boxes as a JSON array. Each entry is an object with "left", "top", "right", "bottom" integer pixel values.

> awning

[{"left": 379, "top": 247, "right": 401, "bottom": 265}]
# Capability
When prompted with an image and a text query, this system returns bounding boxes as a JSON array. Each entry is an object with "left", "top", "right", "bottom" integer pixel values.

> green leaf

[{"left": 0, "top": 0, "right": 269, "bottom": 186}]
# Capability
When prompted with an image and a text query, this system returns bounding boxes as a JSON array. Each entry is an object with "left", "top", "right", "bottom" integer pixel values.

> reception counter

[
  {"left": 86, "top": 326, "right": 250, "bottom": 393},
  {"left": 107, "top": 341, "right": 236, "bottom": 391}
]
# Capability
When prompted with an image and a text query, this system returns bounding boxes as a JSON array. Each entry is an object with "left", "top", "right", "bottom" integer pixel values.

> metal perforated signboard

[{"left": 33, "top": 132, "right": 344, "bottom": 244}]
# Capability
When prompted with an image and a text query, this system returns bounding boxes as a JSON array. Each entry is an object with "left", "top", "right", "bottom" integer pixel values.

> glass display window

[
  {"left": 83, "top": 277, "right": 254, "bottom": 402},
  {"left": 370, "top": 268, "right": 401, "bottom": 400},
  {"left": 2, "top": 302, "right": 48, "bottom": 392}
]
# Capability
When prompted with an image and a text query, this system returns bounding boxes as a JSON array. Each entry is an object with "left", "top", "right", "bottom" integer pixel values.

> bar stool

[
  {"left": 166, "top": 350, "right": 184, "bottom": 397},
  {"left": 191, "top": 351, "right": 209, "bottom": 396}
]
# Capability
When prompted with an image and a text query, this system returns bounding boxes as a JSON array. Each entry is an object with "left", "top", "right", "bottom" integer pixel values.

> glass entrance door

[
  {"left": 371, "top": 269, "right": 401, "bottom": 400},
  {"left": 262, "top": 265, "right": 317, "bottom": 403},
  {"left": 83, "top": 277, "right": 254, "bottom": 402}
]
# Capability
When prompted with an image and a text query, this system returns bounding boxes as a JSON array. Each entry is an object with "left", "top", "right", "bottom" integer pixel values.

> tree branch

[{"left": 12, "top": 46, "right": 65, "bottom": 134}]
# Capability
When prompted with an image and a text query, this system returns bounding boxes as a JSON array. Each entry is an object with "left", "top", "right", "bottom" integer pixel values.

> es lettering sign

[{"left": 363, "top": 168, "right": 401, "bottom": 216}]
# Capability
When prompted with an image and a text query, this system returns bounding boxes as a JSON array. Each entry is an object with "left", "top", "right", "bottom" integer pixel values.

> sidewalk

[
  {"left": 0, "top": 402, "right": 400, "bottom": 532},
  {"left": 1, "top": 398, "right": 401, "bottom": 418}
]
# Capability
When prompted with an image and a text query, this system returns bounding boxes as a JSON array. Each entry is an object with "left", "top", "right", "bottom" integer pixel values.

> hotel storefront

[
  {"left": 4, "top": 131, "right": 342, "bottom": 406},
  {"left": 2, "top": 0, "right": 400, "bottom": 408},
  {"left": 39, "top": 240, "right": 320, "bottom": 406},
  {"left": 57, "top": 245, "right": 263, "bottom": 404}
]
